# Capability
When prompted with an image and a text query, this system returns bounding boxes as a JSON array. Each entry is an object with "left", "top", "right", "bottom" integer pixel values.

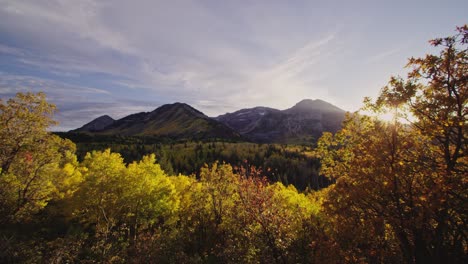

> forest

[
  {"left": 0, "top": 27, "right": 466, "bottom": 263},
  {"left": 54, "top": 134, "right": 327, "bottom": 191}
]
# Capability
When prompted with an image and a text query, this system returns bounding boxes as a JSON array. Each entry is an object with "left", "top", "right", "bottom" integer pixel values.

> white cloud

[
  {"left": 0, "top": 43, "right": 24, "bottom": 56},
  {"left": 0, "top": 73, "right": 110, "bottom": 96},
  {"left": 0, "top": 73, "right": 160, "bottom": 130},
  {"left": 0, "top": 0, "right": 342, "bottom": 105},
  {"left": 1, "top": 0, "right": 466, "bottom": 128},
  {"left": 365, "top": 48, "right": 403, "bottom": 64}
]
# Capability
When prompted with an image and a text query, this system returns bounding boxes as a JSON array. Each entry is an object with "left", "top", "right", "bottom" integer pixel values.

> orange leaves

[{"left": 315, "top": 25, "right": 468, "bottom": 263}]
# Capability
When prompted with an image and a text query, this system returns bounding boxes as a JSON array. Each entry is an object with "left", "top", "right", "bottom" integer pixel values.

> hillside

[
  {"left": 73, "top": 115, "right": 115, "bottom": 132},
  {"left": 72, "top": 103, "right": 242, "bottom": 141},
  {"left": 71, "top": 99, "right": 345, "bottom": 143},
  {"left": 215, "top": 99, "right": 346, "bottom": 143}
]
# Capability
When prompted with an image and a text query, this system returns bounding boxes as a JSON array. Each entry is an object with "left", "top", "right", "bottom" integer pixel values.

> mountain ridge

[
  {"left": 215, "top": 99, "right": 346, "bottom": 143},
  {"left": 72, "top": 99, "right": 346, "bottom": 143},
  {"left": 72, "top": 102, "right": 242, "bottom": 141},
  {"left": 73, "top": 115, "right": 115, "bottom": 132}
]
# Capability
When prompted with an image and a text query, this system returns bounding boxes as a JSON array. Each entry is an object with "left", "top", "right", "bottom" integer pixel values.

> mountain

[
  {"left": 215, "top": 107, "right": 280, "bottom": 134},
  {"left": 71, "top": 103, "right": 241, "bottom": 140},
  {"left": 215, "top": 99, "right": 346, "bottom": 143},
  {"left": 285, "top": 99, "right": 344, "bottom": 114},
  {"left": 73, "top": 115, "right": 115, "bottom": 132},
  {"left": 71, "top": 99, "right": 345, "bottom": 143},
  {"left": 283, "top": 99, "right": 346, "bottom": 135}
]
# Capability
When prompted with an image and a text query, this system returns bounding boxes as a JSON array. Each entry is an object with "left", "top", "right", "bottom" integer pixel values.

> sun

[
  {"left": 373, "top": 109, "right": 415, "bottom": 124},
  {"left": 361, "top": 109, "right": 409, "bottom": 124},
  {"left": 377, "top": 111, "right": 397, "bottom": 123}
]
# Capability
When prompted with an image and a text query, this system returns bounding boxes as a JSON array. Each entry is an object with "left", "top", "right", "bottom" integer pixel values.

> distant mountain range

[
  {"left": 216, "top": 99, "right": 345, "bottom": 143},
  {"left": 72, "top": 99, "right": 346, "bottom": 143}
]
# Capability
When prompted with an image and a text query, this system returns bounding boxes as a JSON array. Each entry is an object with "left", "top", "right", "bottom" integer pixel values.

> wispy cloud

[
  {"left": 0, "top": 43, "right": 25, "bottom": 56},
  {"left": 0, "top": 73, "right": 161, "bottom": 130},
  {"left": 0, "top": 0, "right": 466, "bottom": 130},
  {"left": 0, "top": 73, "right": 110, "bottom": 96},
  {"left": 232, "top": 33, "right": 341, "bottom": 109},
  {"left": 365, "top": 48, "right": 402, "bottom": 64}
]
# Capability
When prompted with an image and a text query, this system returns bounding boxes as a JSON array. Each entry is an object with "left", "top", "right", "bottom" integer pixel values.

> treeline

[{"left": 55, "top": 134, "right": 329, "bottom": 191}]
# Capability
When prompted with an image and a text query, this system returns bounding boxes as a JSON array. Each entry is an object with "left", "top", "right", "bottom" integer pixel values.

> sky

[{"left": 0, "top": 0, "right": 466, "bottom": 131}]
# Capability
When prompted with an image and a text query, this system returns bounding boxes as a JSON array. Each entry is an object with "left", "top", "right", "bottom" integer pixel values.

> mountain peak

[
  {"left": 296, "top": 99, "right": 325, "bottom": 105},
  {"left": 288, "top": 99, "right": 344, "bottom": 113},
  {"left": 71, "top": 115, "right": 115, "bottom": 132},
  {"left": 98, "top": 115, "right": 114, "bottom": 121},
  {"left": 150, "top": 102, "right": 206, "bottom": 119},
  {"left": 72, "top": 102, "right": 241, "bottom": 140}
]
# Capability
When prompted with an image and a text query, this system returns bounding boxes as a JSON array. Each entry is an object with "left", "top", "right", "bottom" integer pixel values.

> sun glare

[
  {"left": 377, "top": 111, "right": 397, "bottom": 123},
  {"left": 361, "top": 109, "right": 411, "bottom": 124},
  {"left": 371, "top": 109, "right": 415, "bottom": 124}
]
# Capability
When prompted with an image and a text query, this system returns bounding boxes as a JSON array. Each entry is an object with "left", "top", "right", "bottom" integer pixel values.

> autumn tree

[
  {"left": 317, "top": 115, "right": 421, "bottom": 262},
  {"left": 67, "top": 149, "right": 179, "bottom": 261},
  {"left": 181, "top": 162, "right": 240, "bottom": 262},
  {"left": 232, "top": 177, "right": 318, "bottom": 264},
  {"left": 0, "top": 92, "right": 76, "bottom": 223},
  {"left": 316, "top": 26, "right": 467, "bottom": 263},
  {"left": 371, "top": 25, "right": 467, "bottom": 263}
]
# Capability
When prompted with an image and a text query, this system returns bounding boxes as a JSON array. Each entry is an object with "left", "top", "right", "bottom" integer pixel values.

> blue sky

[{"left": 0, "top": 0, "right": 466, "bottom": 130}]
